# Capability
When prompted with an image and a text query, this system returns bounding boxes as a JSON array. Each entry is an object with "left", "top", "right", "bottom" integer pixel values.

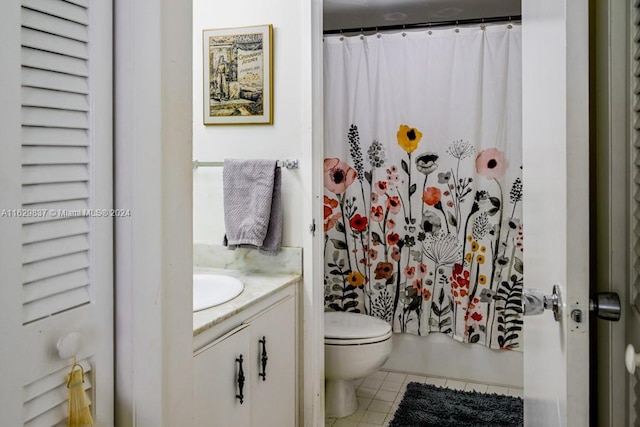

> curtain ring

[
  {"left": 507, "top": 17, "right": 513, "bottom": 30},
  {"left": 376, "top": 27, "right": 381, "bottom": 38},
  {"left": 480, "top": 17, "right": 486, "bottom": 31},
  {"left": 455, "top": 20, "right": 460, "bottom": 33},
  {"left": 402, "top": 24, "right": 406, "bottom": 37}
]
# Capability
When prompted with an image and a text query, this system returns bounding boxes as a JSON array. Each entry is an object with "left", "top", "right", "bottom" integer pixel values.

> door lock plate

[{"left": 569, "top": 298, "right": 587, "bottom": 333}]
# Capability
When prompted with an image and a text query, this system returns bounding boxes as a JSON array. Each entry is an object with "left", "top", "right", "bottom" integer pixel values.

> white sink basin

[{"left": 193, "top": 273, "right": 244, "bottom": 312}]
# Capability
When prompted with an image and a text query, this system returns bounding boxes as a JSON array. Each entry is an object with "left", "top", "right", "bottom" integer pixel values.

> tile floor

[{"left": 325, "top": 370, "right": 524, "bottom": 427}]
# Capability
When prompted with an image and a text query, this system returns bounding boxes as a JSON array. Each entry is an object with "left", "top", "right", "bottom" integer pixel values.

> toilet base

[{"left": 325, "top": 378, "right": 358, "bottom": 418}]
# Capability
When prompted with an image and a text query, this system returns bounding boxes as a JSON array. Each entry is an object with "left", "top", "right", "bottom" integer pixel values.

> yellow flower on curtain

[
  {"left": 397, "top": 124, "right": 423, "bottom": 153},
  {"left": 346, "top": 271, "right": 365, "bottom": 288}
]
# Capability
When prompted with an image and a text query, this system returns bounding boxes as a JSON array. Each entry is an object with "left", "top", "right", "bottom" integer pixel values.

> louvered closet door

[{"left": 0, "top": 1, "right": 113, "bottom": 426}]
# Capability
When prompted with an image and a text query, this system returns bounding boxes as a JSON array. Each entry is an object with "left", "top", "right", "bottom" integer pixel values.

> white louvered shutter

[{"left": 0, "top": 1, "right": 114, "bottom": 426}]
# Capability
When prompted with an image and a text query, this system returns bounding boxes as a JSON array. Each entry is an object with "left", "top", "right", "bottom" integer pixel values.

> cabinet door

[
  {"left": 249, "top": 296, "right": 296, "bottom": 426},
  {"left": 194, "top": 324, "right": 251, "bottom": 426}
]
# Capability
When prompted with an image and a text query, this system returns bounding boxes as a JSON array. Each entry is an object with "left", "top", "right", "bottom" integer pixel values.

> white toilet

[{"left": 324, "top": 311, "right": 393, "bottom": 418}]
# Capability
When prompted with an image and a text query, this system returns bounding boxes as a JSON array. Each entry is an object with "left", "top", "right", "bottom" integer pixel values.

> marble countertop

[{"left": 193, "top": 267, "right": 301, "bottom": 336}]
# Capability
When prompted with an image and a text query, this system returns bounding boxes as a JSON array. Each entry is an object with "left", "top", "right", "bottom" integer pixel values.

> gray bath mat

[{"left": 390, "top": 382, "right": 523, "bottom": 427}]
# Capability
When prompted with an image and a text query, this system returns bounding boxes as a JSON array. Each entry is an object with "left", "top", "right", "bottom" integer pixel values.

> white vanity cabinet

[
  {"left": 194, "top": 323, "right": 251, "bottom": 426},
  {"left": 193, "top": 288, "right": 297, "bottom": 427}
]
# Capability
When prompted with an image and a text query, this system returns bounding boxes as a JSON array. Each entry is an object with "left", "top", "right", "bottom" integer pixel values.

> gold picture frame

[{"left": 202, "top": 24, "right": 273, "bottom": 125}]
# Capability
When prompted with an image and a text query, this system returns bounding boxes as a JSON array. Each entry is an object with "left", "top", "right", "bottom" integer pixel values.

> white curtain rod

[{"left": 192, "top": 159, "right": 299, "bottom": 169}]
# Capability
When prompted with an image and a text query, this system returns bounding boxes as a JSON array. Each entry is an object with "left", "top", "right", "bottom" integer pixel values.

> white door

[
  {"left": 521, "top": 0, "right": 590, "bottom": 425},
  {"left": 0, "top": 1, "right": 114, "bottom": 425}
]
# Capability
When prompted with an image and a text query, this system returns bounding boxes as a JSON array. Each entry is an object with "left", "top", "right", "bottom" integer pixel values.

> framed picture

[{"left": 202, "top": 24, "right": 273, "bottom": 125}]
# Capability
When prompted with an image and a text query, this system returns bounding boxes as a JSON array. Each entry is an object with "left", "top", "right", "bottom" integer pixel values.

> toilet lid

[{"left": 324, "top": 311, "right": 392, "bottom": 340}]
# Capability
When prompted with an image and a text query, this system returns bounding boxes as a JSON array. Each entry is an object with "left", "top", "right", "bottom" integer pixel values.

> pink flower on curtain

[
  {"left": 386, "top": 196, "right": 401, "bottom": 214},
  {"left": 475, "top": 148, "right": 508, "bottom": 180},
  {"left": 374, "top": 181, "right": 388, "bottom": 195},
  {"left": 404, "top": 266, "right": 416, "bottom": 279},
  {"left": 416, "top": 263, "right": 428, "bottom": 278},
  {"left": 324, "top": 158, "right": 357, "bottom": 194},
  {"left": 370, "top": 205, "right": 384, "bottom": 222},
  {"left": 390, "top": 247, "right": 401, "bottom": 262}
]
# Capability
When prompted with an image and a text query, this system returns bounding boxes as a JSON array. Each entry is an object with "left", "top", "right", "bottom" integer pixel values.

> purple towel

[{"left": 222, "top": 159, "right": 282, "bottom": 255}]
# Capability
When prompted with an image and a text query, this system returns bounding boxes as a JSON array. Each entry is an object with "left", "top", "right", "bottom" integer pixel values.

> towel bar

[{"left": 192, "top": 159, "right": 299, "bottom": 170}]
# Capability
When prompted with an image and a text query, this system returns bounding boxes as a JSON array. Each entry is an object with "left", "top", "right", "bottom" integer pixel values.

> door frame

[
  {"left": 113, "top": 1, "right": 193, "bottom": 426},
  {"left": 594, "top": 0, "right": 631, "bottom": 425}
]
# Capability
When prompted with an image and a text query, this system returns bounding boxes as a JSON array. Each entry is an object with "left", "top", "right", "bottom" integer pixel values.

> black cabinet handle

[
  {"left": 236, "top": 355, "right": 245, "bottom": 404},
  {"left": 259, "top": 336, "right": 268, "bottom": 381}
]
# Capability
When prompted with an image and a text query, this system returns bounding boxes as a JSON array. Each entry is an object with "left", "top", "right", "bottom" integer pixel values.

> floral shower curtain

[{"left": 323, "top": 24, "right": 523, "bottom": 350}]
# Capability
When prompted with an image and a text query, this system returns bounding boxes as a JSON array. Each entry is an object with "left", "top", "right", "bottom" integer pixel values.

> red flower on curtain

[
  {"left": 422, "top": 187, "right": 442, "bottom": 206},
  {"left": 374, "top": 262, "right": 394, "bottom": 280},
  {"left": 323, "top": 196, "right": 341, "bottom": 232},
  {"left": 387, "top": 232, "right": 400, "bottom": 246},
  {"left": 470, "top": 312, "right": 483, "bottom": 322},
  {"left": 349, "top": 214, "right": 368, "bottom": 232},
  {"left": 450, "top": 263, "right": 471, "bottom": 303}
]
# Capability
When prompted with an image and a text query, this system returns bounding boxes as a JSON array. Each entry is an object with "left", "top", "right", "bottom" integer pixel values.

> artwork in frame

[{"left": 202, "top": 24, "right": 273, "bottom": 125}]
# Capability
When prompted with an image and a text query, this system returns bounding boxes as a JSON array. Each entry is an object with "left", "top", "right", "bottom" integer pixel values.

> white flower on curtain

[{"left": 323, "top": 24, "right": 523, "bottom": 350}]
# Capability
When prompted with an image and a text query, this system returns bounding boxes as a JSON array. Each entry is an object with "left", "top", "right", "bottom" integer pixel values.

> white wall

[
  {"left": 384, "top": 334, "right": 523, "bottom": 388},
  {"left": 192, "top": 1, "right": 324, "bottom": 426},
  {"left": 193, "top": 1, "right": 305, "bottom": 246}
]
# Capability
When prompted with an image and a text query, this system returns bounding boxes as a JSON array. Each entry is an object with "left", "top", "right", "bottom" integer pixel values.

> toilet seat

[
  {"left": 324, "top": 330, "right": 393, "bottom": 346},
  {"left": 324, "top": 311, "right": 392, "bottom": 346}
]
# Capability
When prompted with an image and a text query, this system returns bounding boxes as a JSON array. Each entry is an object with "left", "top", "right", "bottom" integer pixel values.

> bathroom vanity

[{"left": 192, "top": 246, "right": 301, "bottom": 427}]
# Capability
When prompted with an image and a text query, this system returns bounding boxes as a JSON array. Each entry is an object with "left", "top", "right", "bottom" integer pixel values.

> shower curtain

[{"left": 323, "top": 23, "right": 522, "bottom": 350}]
